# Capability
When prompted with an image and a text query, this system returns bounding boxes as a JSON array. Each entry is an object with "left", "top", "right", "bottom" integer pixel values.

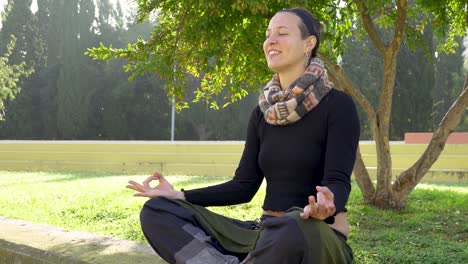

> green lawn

[{"left": 0, "top": 171, "right": 467, "bottom": 263}]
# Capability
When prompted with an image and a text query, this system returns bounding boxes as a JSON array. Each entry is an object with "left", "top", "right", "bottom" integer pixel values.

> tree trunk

[
  {"left": 343, "top": 0, "right": 407, "bottom": 209},
  {"left": 372, "top": 124, "right": 396, "bottom": 208},
  {"left": 353, "top": 146, "right": 375, "bottom": 203},
  {"left": 392, "top": 72, "right": 468, "bottom": 207},
  {"left": 372, "top": 50, "right": 399, "bottom": 208}
]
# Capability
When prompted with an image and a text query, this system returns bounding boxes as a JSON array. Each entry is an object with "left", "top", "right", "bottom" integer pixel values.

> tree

[
  {"left": 93, "top": 15, "right": 173, "bottom": 140},
  {"left": 0, "top": 36, "right": 33, "bottom": 120},
  {"left": 87, "top": 0, "right": 468, "bottom": 209},
  {"left": 0, "top": 1, "right": 34, "bottom": 121},
  {"left": 0, "top": 0, "right": 45, "bottom": 138},
  {"left": 325, "top": 0, "right": 468, "bottom": 209},
  {"left": 341, "top": 26, "right": 463, "bottom": 141},
  {"left": 53, "top": 0, "right": 97, "bottom": 138}
]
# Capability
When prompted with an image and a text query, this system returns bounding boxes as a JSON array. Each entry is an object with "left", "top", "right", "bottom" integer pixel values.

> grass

[{"left": 0, "top": 171, "right": 467, "bottom": 263}]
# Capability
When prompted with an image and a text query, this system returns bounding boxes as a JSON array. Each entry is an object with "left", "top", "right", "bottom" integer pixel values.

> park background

[
  {"left": 0, "top": 0, "right": 466, "bottom": 141},
  {"left": 0, "top": 0, "right": 467, "bottom": 263}
]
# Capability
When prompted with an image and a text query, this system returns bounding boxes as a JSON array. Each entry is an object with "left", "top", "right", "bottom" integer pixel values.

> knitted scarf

[{"left": 259, "top": 57, "right": 333, "bottom": 125}]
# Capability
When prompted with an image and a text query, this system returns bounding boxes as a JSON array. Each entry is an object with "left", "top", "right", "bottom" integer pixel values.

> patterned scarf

[{"left": 259, "top": 57, "right": 333, "bottom": 125}]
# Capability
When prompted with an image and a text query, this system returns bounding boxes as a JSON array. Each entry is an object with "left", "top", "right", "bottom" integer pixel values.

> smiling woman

[
  {"left": 126, "top": 7, "right": 359, "bottom": 264},
  {"left": 263, "top": 10, "right": 319, "bottom": 89}
]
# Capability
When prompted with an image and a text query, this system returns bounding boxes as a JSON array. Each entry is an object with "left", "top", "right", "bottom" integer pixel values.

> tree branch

[
  {"left": 393, "top": 72, "right": 468, "bottom": 197},
  {"left": 319, "top": 53, "right": 377, "bottom": 201},
  {"left": 354, "top": 0, "right": 386, "bottom": 53},
  {"left": 389, "top": 0, "right": 407, "bottom": 52},
  {"left": 319, "top": 53, "right": 377, "bottom": 125}
]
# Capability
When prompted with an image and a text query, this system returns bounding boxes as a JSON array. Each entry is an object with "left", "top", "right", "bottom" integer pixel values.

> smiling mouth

[
  {"left": 268, "top": 50, "right": 280, "bottom": 56},
  {"left": 267, "top": 50, "right": 281, "bottom": 60}
]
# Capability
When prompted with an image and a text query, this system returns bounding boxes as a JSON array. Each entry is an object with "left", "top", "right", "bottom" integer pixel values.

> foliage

[
  {"left": 86, "top": 0, "right": 467, "bottom": 109},
  {"left": 86, "top": 0, "right": 354, "bottom": 109},
  {"left": 0, "top": 35, "right": 33, "bottom": 120},
  {"left": 1, "top": 0, "right": 464, "bottom": 143},
  {"left": 0, "top": 0, "right": 172, "bottom": 139},
  {"left": 342, "top": 29, "right": 465, "bottom": 140},
  {"left": 0, "top": 171, "right": 466, "bottom": 263},
  {"left": 0, "top": 0, "right": 47, "bottom": 137},
  {"left": 0, "top": 0, "right": 257, "bottom": 140}
]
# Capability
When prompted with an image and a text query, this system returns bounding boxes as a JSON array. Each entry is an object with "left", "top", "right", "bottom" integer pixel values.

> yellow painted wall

[{"left": 0, "top": 141, "right": 466, "bottom": 182}]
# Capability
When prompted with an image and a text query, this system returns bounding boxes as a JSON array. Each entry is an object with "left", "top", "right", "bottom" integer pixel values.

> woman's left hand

[{"left": 300, "top": 186, "right": 336, "bottom": 220}]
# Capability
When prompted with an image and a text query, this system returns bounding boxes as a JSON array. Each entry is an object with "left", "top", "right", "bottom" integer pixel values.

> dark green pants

[
  {"left": 243, "top": 209, "right": 353, "bottom": 263},
  {"left": 140, "top": 197, "right": 353, "bottom": 264}
]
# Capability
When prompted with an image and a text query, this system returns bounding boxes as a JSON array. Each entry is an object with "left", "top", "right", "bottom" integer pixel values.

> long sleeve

[
  {"left": 321, "top": 92, "right": 360, "bottom": 215},
  {"left": 183, "top": 108, "right": 264, "bottom": 207}
]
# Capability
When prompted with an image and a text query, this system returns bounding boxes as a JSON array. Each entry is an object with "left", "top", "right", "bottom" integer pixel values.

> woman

[{"left": 127, "top": 7, "right": 359, "bottom": 264}]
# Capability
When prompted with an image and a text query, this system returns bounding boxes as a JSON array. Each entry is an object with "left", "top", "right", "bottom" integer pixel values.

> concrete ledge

[{"left": 0, "top": 217, "right": 165, "bottom": 264}]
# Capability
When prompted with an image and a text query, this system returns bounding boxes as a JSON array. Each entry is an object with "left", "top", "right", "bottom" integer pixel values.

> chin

[{"left": 267, "top": 62, "right": 282, "bottom": 72}]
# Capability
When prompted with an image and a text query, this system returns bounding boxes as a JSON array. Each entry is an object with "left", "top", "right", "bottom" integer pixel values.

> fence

[{"left": 0, "top": 140, "right": 466, "bottom": 182}]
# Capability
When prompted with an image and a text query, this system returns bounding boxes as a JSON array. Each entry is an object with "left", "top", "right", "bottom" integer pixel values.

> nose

[{"left": 266, "top": 34, "right": 277, "bottom": 44}]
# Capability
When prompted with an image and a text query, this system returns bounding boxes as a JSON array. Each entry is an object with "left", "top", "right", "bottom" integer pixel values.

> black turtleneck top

[{"left": 184, "top": 89, "right": 360, "bottom": 220}]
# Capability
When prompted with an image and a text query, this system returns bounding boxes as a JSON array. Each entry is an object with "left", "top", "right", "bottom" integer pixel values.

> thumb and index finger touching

[
  {"left": 153, "top": 171, "right": 171, "bottom": 184},
  {"left": 142, "top": 171, "right": 162, "bottom": 187},
  {"left": 126, "top": 171, "right": 165, "bottom": 190}
]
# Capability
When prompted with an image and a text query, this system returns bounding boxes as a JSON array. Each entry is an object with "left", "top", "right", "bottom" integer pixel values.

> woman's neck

[{"left": 278, "top": 66, "right": 306, "bottom": 91}]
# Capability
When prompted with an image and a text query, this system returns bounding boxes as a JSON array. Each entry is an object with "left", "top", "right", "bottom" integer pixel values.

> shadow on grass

[
  {"left": 348, "top": 186, "right": 468, "bottom": 263},
  {"left": 36, "top": 237, "right": 163, "bottom": 264},
  {"left": 43, "top": 171, "right": 130, "bottom": 183},
  {"left": 42, "top": 172, "right": 231, "bottom": 185},
  {"left": 169, "top": 175, "right": 229, "bottom": 187}
]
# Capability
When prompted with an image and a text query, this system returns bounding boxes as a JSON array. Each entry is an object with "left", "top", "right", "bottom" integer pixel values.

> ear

[{"left": 304, "top": 35, "right": 317, "bottom": 54}]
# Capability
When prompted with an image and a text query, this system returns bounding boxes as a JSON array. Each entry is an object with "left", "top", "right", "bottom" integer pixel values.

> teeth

[{"left": 269, "top": 50, "right": 280, "bottom": 56}]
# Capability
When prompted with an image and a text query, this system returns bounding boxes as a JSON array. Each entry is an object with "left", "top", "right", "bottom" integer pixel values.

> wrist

[{"left": 175, "top": 190, "right": 186, "bottom": 200}]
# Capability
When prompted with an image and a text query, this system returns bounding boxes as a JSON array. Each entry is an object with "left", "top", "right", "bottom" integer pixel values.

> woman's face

[{"left": 263, "top": 12, "right": 311, "bottom": 73}]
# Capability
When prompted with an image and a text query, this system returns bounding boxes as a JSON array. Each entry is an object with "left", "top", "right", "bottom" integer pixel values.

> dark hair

[{"left": 278, "top": 8, "right": 321, "bottom": 59}]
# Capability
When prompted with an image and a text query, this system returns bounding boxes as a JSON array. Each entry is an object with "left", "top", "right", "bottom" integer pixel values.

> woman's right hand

[{"left": 126, "top": 171, "right": 185, "bottom": 200}]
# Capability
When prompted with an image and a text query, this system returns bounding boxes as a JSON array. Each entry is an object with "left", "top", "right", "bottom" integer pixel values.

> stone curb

[{"left": 0, "top": 217, "right": 166, "bottom": 264}]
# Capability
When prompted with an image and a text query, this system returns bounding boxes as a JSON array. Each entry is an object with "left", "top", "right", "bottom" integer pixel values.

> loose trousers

[{"left": 140, "top": 197, "right": 353, "bottom": 264}]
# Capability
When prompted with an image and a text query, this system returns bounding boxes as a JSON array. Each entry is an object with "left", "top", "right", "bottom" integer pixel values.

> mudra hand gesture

[
  {"left": 300, "top": 186, "right": 336, "bottom": 220},
  {"left": 126, "top": 172, "right": 185, "bottom": 200}
]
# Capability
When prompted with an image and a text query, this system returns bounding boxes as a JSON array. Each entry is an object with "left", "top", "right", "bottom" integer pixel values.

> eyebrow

[{"left": 266, "top": 26, "right": 290, "bottom": 32}]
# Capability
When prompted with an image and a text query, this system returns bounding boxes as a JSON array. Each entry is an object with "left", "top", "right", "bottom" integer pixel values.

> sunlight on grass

[
  {"left": 0, "top": 171, "right": 466, "bottom": 263},
  {"left": 415, "top": 182, "right": 467, "bottom": 193}
]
